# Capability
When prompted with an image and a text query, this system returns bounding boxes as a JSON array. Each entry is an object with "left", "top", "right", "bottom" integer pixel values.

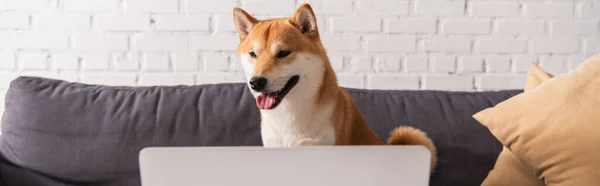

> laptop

[{"left": 139, "top": 146, "right": 431, "bottom": 186}]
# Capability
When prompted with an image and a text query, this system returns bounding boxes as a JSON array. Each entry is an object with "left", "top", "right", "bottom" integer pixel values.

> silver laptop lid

[{"left": 139, "top": 146, "right": 431, "bottom": 186}]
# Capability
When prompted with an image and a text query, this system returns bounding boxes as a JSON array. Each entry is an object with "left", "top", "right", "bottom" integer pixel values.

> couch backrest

[{"left": 0, "top": 77, "right": 520, "bottom": 186}]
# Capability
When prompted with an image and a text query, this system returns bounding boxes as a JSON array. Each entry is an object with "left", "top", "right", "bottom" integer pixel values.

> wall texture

[{"left": 0, "top": 0, "right": 599, "bottom": 113}]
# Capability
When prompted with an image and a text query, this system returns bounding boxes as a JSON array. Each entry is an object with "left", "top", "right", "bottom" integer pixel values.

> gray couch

[{"left": 0, "top": 76, "right": 520, "bottom": 186}]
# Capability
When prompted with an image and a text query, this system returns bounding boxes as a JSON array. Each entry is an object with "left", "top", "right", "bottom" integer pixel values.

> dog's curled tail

[{"left": 386, "top": 126, "right": 437, "bottom": 172}]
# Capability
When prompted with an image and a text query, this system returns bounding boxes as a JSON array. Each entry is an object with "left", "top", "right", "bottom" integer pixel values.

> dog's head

[{"left": 233, "top": 3, "right": 330, "bottom": 110}]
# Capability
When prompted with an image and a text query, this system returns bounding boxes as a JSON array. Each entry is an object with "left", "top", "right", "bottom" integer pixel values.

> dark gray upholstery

[{"left": 0, "top": 76, "right": 521, "bottom": 186}]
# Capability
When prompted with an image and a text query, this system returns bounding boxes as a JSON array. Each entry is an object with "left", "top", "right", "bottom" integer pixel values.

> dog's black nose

[{"left": 249, "top": 76, "right": 267, "bottom": 91}]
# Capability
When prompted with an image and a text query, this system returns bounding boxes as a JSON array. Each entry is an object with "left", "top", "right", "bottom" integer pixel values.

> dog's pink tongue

[{"left": 256, "top": 92, "right": 278, "bottom": 109}]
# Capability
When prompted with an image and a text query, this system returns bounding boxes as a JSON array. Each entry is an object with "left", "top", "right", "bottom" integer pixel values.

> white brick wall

[
  {"left": 34, "top": 13, "right": 91, "bottom": 29},
  {"left": 386, "top": 18, "right": 437, "bottom": 34},
  {"left": 0, "top": 0, "right": 599, "bottom": 114},
  {"left": 524, "top": 3, "right": 574, "bottom": 19},
  {"left": 95, "top": 15, "right": 150, "bottom": 31},
  {"left": 469, "top": 2, "right": 520, "bottom": 18},
  {"left": 154, "top": 15, "right": 210, "bottom": 31},
  {"left": 414, "top": 1, "right": 465, "bottom": 16},
  {"left": 62, "top": 0, "right": 121, "bottom": 13}
]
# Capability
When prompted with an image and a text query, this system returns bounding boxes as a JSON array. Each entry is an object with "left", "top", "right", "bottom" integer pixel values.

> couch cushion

[{"left": 0, "top": 76, "right": 520, "bottom": 186}]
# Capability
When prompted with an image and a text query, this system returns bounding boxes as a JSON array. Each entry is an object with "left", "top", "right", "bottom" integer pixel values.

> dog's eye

[
  {"left": 276, "top": 51, "right": 291, "bottom": 58},
  {"left": 249, "top": 52, "right": 257, "bottom": 58}
]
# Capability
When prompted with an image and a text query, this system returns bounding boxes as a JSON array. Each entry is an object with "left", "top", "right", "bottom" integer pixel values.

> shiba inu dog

[{"left": 233, "top": 3, "right": 437, "bottom": 170}]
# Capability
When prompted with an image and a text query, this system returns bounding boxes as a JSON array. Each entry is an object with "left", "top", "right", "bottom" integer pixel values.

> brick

[
  {"left": 155, "top": 15, "right": 209, "bottom": 31},
  {"left": 74, "top": 33, "right": 129, "bottom": 51},
  {"left": 309, "top": 0, "right": 353, "bottom": 15},
  {"left": 430, "top": 55, "right": 456, "bottom": 73},
  {"left": 244, "top": 0, "right": 295, "bottom": 15},
  {"left": 112, "top": 52, "right": 140, "bottom": 70},
  {"left": 568, "top": 56, "right": 586, "bottom": 70},
  {"left": 539, "top": 55, "right": 568, "bottom": 74},
  {"left": 19, "top": 52, "right": 48, "bottom": 70},
  {"left": 350, "top": 56, "right": 373, "bottom": 72},
  {"left": 19, "top": 71, "right": 52, "bottom": 78},
  {"left": 525, "top": 3, "right": 573, "bottom": 19},
  {"left": 475, "top": 38, "right": 527, "bottom": 53},
  {"left": 62, "top": 0, "right": 120, "bottom": 13},
  {"left": 172, "top": 51, "right": 200, "bottom": 71},
  {"left": 125, "top": 0, "right": 178, "bottom": 13},
  {"left": 415, "top": 1, "right": 465, "bottom": 16},
  {"left": 0, "top": 72, "right": 18, "bottom": 89},
  {"left": 375, "top": 56, "right": 401, "bottom": 72},
  {"left": 52, "top": 52, "right": 79, "bottom": 70},
  {"left": 442, "top": 19, "right": 491, "bottom": 34},
  {"left": 485, "top": 55, "right": 511, "bottom": 72},
  {"left": 0, "top": 89, "right": 6, "bottom": 109},
  {"left": 20, "top": 71, "right": 78, "bottom": 82},
  {"left": 197, "top": 74, "right": 246, "bottom": 84},
  {"left": 0, "top": 52, "right": 16, "bottom": 70},
  {"left": 386, "top": 18, "right": 436, "bottom": 34},
  {"left": 214, "top": 15, "right": 237, "bottom": 33},
  {"left": 331, "top": 18, "right": 381, "bottom": 33},
  {"left": 337, "top": 75, "right": 364, "bottom": 89},
  {"left": 184, "top": 0, "right": 237, "bottom": 13},
  {"left": 135, "top": 35, "right": 188, "bottom": 51},
  {"left": 495, "top": 20, "right": 545, "bottom": 36},
  {"left": 34, "top": 13, "right": 90, "bottom": 29},
  {"left": 139, "top": 74, "right": 195, "bottom": 86},
  {"left": 110, "top": 54, "right": 138, "bottom": 70},
  {"left": 56, "top": 72, "right": 79, "bottom": 82},
  {"left": 423, "top": 37, "right": 472, "bottom": 52},
  {"left": 229, "top": 55, "right": 243, "bottom": 72},
  {"left": 368, "top": 76, "right": 419, "bottom": 90},
  {"left": 512, "top": 55, "right": 538, "bottom": 73},
  {"left": 458, "top": 56, "right": 484, "bottom": 73},
  {"left": 365, "top": 35, "right": 416, "bottom": 52},
  {"left": 317, "top": 18, "right": 327, "bottom": 33},
  {"left": 358, "top": 0, "right": 409, "bottom": 16},
  {"left": 469, "top": 2, "right": 520, "bottom": 18},
  {"left": 424, "top": 76, "right": 473, "bottom": 91},
  {"left": 551, "top": 21, "right": 599, "bottom": 36},
  {"left": 531, "top": 38, "right": 579, "bottom": 53},
  {"left": 0, "top": 90, "right": 4, "bottom": 104},
  {"left": 82, "top": 73, "right": 137, "bottom": 86},
  {"left": 341, "top": 60, "right": 353, "bottom": 73},
  {"left": 95, "top": 15, "right": 150, "bottom": 31},
  {"left": 0, "top": 33, "right": 6, "bottom": 48},
  {"left": 328, "top": 54, "right": 344, "bottom": 71},
  {"left": 321, "top": 35, "right": 361, "bottom": 52},
  {"left": 191, "top": 36, "right": 238, "bottom": 51},
  {"left": 80, "top": 52, "right": 109, "bottom": 70},
  {"left": 2, "top": 0, "right": 51, "bottom": 11},
  {"left": 581, "top": 2, "right": 600, "bottom": 20},
  {"left": 405, "top": 55, "right": 428, "bottom": 72},
  {"left": 479, "top": 75, "right": 527, "bottom": 90},
  {"left": 584, "top": 38, "right": 599, "bottom": 54},
  {"left": 142, "top": 52, "right": 170, "bottom": 71},
  {"left": 0, "top": 100, "right": 4, "bottom": 120},
  {"left": 203, "top": 54, "right": 229, "bottom": 71},
  {"left": 9, "top": 33, "right": 69, "bottom": 50},
  {"left": 0, "top": 12, "right": 29, "bottom": 28}
]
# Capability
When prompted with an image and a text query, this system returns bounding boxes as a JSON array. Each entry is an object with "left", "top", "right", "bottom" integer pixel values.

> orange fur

[
  {"left": 387, "top": 127, "right": 438, "bottom": 171},
  {"left": 233, "top": 3, "right": 437, "bottom": 171}
]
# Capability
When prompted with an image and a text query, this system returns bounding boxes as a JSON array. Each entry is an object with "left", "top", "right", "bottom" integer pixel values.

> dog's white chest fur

[{"left": 260, "top": 102, "right": 335, "bottom": 147}]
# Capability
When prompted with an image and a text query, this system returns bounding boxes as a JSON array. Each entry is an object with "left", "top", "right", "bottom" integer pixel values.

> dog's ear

[
  {"left": 292, "top": 3, "right": 318, "bottom": 36},
  {"left": 233, "top": 7, "right": 258, "bottom": 40}
]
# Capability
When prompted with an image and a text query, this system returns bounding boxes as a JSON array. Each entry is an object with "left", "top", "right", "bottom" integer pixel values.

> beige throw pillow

[
  {"left": 474, "top": 53, "right": 600, "bottom": 186},
  {"left": 481, "top": 63, "right": 552, "bottom": 186}
]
